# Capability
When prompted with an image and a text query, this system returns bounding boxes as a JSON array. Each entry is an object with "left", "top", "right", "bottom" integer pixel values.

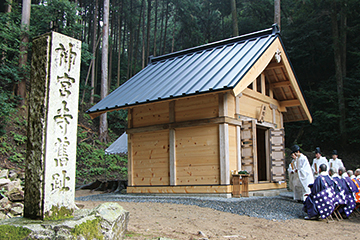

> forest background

[{"left": 1, "top": 0, "right": 360, "bottom": 184}]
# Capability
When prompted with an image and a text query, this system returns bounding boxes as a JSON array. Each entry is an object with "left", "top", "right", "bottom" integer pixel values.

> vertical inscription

[{"left": 43, "top": 32, "right": 81, "bottom": 219}]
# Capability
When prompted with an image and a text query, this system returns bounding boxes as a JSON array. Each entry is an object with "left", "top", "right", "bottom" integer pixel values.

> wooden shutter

[
  {"left": 270, "top": 129, "right": 285, "bottom": 182},
  {"left": 241, "top": 120, "right": 257, "bottom": 183}
]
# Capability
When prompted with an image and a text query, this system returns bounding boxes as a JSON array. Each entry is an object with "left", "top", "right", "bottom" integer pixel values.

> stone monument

[{"left": 24, "top": 32, "right": 81, "bottom": 220}]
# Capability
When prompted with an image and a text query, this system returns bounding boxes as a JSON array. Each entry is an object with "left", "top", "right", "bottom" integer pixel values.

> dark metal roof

[{"left": 87, "top": 25, "right": 281, "bottom": 115}]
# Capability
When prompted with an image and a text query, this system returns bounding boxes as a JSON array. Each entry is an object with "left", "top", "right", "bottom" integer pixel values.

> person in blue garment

[
  {"left": 338, "top": 167, "right": 358, "bottom": 217},
  {"left": 303, "top": 164, "right": 335, "bottom": 220}
]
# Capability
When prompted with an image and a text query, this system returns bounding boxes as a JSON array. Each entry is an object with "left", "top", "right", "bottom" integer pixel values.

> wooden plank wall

[
  {"left": 175, "top": 125, "right": 219, "bottom": 185},
  {"left": 132, "top": 101, "right": 169, "bottom": 127},
  {"left": 175, "top": 94, "right": 218, "bottom": 122},
  {"left": 132, "top": 130, "right": 170, "bottom": 186}
]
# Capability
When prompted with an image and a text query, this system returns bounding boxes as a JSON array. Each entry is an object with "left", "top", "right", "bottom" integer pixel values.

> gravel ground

[{"left": 76, "top": 192, "right": 307, "bottom": 221}]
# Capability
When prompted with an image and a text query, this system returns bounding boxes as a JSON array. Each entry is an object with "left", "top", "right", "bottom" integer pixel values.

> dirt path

[{"left": 75, "top": 190, "right": 360, "bottom": 240}]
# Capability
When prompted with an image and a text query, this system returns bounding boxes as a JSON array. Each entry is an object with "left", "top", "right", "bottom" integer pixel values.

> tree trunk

[
  {"left": 331, "top": 1, "right": 347, "bottom": 146},
  {"left": 6, "top": 0, "right": 12, "bottom": 13},
  {"left": 146, "top": 0, "right": 151, "bottom": 64},
  {"left": 99, "top": 0, "right": 110, "bottom": 143},
  {"left": 274, "top": 0, "right": 281, "bottom": 30},
  {"left": 117, "top": 0, "right": 123, "bottom": 87},
  {"left": 90, "top": 0, "right": 98, "bottom": 104},
  {"left": 171, "top": 16, "right": 176, "bottom": 53},
  {"left": 133, "top": 0, "right": 144, "bottom": 72},
  {"left": 153, "top": 0, "right": 158, "bottom": 57},
  {"left": 162, "top": 0, "right": 169, "bottom": 55},
  {"left": 108, "top": 10, "right": 114, "bottom": 90},
  {"left": 17, "top": 0, "right": 31, "bottom": 107},
  {"left": 142, "top": 0, "right": 146, "bottom": 68},
  {"left": 159, "top": 1, "right": 164, "bottom": 55},
  {"left": 230, "top": 0, "right": 238, "bottom": 36}
]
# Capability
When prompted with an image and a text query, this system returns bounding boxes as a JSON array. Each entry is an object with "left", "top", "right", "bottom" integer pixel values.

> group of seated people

[
  {"left": 303, "top": 164, "right": 360, "bottom": 220},
  {"left": 288, "top": 145, "right": 360, "bottom": 220}
]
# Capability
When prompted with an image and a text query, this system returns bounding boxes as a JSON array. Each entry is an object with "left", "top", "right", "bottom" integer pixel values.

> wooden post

[
  {"left": 127, "top": 134, "right": 133, "bottom": 186},
  {"left": 261, "top": 73, "right": 266, "bottom": 94},
  {"left": 219, "top": 123, "right": 230, "bottom": 185},
  {"left": 251, "top": 119, "right": 258, "bottom": 184},
  {"left": 169, "top": 101, "right": 176, "bottom": 185},
  {"left": 219, "top": 92, "right": 228, "bottom": 117},
  {"left": 127, "top": 108, "right": 133, "bottom": 186},
  {"left": 236, "top": 126, "right": 241, "bottom": 171},
  {"left": 265, "top": 129, "right": 270, "bottom": 181},
  {"left": 169, "top": 128, "right": 176, "bottom": 186}
]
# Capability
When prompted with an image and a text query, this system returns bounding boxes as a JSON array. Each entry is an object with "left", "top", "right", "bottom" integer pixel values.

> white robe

[
  {"left": 328, "top": 158, "right": 344, "bottom": 173},
  {"left": 288, "top": 160, "right": 302, "bottom": 200},
  {"left": 312, "top": 156, "right": 328, "bottom": 178},
  {"left": 295, "top": 154, "right": 314, "bottom": 201}
]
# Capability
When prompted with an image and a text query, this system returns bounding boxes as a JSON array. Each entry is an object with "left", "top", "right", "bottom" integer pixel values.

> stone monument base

[{"left": 0, "top": 202, "right": 129, "bottom": 239}]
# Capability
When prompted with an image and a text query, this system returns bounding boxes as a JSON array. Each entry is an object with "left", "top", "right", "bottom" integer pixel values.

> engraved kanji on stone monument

[{"left": 25, "top": 32, "right": 81, "bottom": 220}]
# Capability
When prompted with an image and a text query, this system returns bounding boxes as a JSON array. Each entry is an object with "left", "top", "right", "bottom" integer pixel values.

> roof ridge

[{"left": 149, "top": 24, "right": 280, "bottom": 64}]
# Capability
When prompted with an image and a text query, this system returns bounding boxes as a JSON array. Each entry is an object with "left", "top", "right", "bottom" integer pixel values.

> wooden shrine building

[{"left": 87, "top": 24, "right": 312, "bottom": 196}]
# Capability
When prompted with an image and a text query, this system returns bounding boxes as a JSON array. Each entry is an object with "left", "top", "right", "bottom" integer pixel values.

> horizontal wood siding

[
  {"left": 239, "top": 95, "right": 273, "bottom": 123},
  {"left": 175, "top": 125, "right": 219, "bottom": 185},
  {"left": 132, "top": 102, "right": 169, "bottom": 127},
  {"left": 132, "top": 130, "right": 169, "bottom": 186},
  {"left": 175, "top": 94, "right": 218, "bottom": 122},
  {"left": 229, "top": 125, "right": 237, "bottom": 172}
]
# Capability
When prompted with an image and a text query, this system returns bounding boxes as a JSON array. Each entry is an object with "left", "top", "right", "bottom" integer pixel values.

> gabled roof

[{"left": 87, "top": 24, "right": 312, "bottom": 123}]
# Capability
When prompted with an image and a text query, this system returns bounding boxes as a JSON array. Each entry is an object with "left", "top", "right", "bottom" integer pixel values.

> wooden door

[
  {"left": 270, "top": 129, "right": 285, "bottom": 182},
  {"left": 241, "top": 120, "right": 257, "bottom": 183}
]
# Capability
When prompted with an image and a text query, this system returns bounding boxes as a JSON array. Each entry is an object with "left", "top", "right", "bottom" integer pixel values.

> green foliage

[
  {"left": 31, "top": 0, "right": 83, "bottom": 38},
  {"left": 76, "top": 123, "right": 128, "bottom": 184},
  {"left": 0, "top": 90, "right": 15, "bottom": 136},
  {"left": 0, "top": 225, "right": 32, "bottom": 240},
  {"left": 10, "top": 131, "right": 27, "bottom": 145}
]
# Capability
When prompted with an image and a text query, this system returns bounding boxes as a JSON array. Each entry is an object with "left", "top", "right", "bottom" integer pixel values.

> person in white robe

[
  {"left": 328, "top": 150, "right": 344, "bottom": 173},
  {"left": 288, "top": 153, "right": 302, "bottom": 202},
  {"left": 292, "top": 145, "right": 314, "bottom": 202},
  {"left": 311, "top": 147, "right": 328, "bottom": 178}
]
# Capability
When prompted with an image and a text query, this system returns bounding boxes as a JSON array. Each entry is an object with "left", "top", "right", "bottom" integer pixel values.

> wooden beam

[
  {"left": 127, "top": 185, "right": 233, "bottom": 194},
  {"left": 126, "top": 116, "right": 242, "bottom": 134},
  {"left": 271, "top": 81, "right": 291, "bottom": 88},
  {"left": 219, "top": 123, "right": 230, "bottom": 185},
  {"left": 265, "top": 62, "right": 284, "bottom": 70},
  {"left": 280, "top": 99, "right": 300, "bottom": 108},
  {"left": 242, "top": 88, "right": 280, "bottom": 106},
  {"left": 169, "top": 129, "right": 176, "bottom": 186}
]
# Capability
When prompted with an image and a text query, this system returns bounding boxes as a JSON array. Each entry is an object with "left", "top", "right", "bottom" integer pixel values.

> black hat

[
  {"left": 332, "top": 150, "right": 338, "bottom": 155},
  {"left": 291, "top": 145, "right": 300, "bottom": 153},
  {"left": 315, "top": 147, "right": 321, "bottom": 154}
]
